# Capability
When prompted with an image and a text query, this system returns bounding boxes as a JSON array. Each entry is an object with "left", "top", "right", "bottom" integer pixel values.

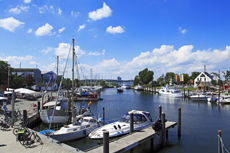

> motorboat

[
  {"left": 217, "top": 96, "right": 230, "bottom": 104},
  {"left": 121, "top": 83, "right": 130, "bottom": 89},
  {"left": 40, "top": 98, "right": 70, "bottom": 124},
  {"left": 134, "top": 84, "right": 143, "bottom": 90},
  {"left": 159, "top": 86, "right": 183, "bottom": 98},
  {"left": 190, "top": 93, "right": 209, "bottom": 101},
  {"left": 207, "top": 93, "right": 219, "bottom": 102},
  {"left": 88, "top": 110, "right": 153, "bottom": 139},
  {"left": 49, "top": 116, "right": 100, "bottom": 142},
  {"left": 117, "top": 87, "right": 124, "bottom": 93}
]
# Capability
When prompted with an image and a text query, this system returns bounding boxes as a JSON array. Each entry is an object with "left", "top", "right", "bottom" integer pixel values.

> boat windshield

[{"left": 119, "top": 113, "right": 147, "bottom": 123}]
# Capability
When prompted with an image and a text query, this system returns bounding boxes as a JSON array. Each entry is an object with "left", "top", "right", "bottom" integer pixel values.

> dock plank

[{"left": 86, "top": 121, "right": 177, "bottom": 153}]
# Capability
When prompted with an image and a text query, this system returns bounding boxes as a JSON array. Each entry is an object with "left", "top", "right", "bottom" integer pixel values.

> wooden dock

[{"left": 86, "top": 121, "right": 177, "bottom": 153}]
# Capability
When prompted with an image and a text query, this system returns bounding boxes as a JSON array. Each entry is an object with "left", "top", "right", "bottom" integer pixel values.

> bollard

[
  {"left": 161, "top": 112, "right": 166, "bottom": 146},
  {"left": 130, "top": 113, "right": 134, "bottom": 133},
  {"left": 150, "top": 138, "right": 154, "bottom": 150},
  {"left": 103, "top": 131, "right": 109, "bottom": 153},
  {"left": 103, "top": 107, "right": 105, "bottom": 125},
  {"left": 23, "top": 110, "right": 28, "bottom": 127},
  {"left": 37, "top": 101, "right": 40, "bottom": 117},
  {"left": 11, "top": 90, "right": 15, "bottom": 127},
  {"left": 178, "top": 107, "right": 181, "bottom": 137},
  {"left": 159, "top": 105, "right": 162, "bottom": 120},
  {"left": 218, "top": 130, "right": 222, "bottom": 153}
]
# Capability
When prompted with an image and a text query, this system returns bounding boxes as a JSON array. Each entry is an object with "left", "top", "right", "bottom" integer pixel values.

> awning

[
  {"left": 15, "top": 88, "right": 36, "bottom": 94},
  {"left": 0, "top": 97, "right": 7, "bottom": 100}
]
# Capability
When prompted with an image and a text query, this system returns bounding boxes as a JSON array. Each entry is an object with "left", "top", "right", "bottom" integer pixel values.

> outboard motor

[{"left": 152, "top": 118, "right": 167, "bottom": 131}]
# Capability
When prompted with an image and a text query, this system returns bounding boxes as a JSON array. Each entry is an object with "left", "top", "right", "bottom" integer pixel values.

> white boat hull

[
  {"left": 190, "top": 95, "right": 208, "bottom": 101},
  {"left": 40, "top": 109, "right": 69, "bottom": 124},
  {"left": 50, "top": 126, "right": 98, "bottom": 142}
]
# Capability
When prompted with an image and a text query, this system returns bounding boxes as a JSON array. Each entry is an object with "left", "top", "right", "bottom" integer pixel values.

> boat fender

[
  {"left": 83, "top": 129, "right": 86, "bottom": 135},
  {"left": 118, "top": 124, "right": 121, "bottom": 129},
  {"left": 114, "top": 125, "right": 117, "bottom": 130}
]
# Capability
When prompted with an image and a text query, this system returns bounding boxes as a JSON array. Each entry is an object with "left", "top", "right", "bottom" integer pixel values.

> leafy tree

[
  {"left": 10, "top": 74, "right": 23, "bottom": 89},
  {"left": 138, "top": 68, "right": 154, "bottom": 85},
  {"left": 190, "top": 71, "right": 200, "bottom": 81},
  {"left": 222, "top": 70, "right": 230, "bottom": 80},
  {"left": 100, "top": 80, "right": 106, "bottom": 87},
  {"left": 0, "top": 61, "right": 10, "bottom": 86},
  {"left": 133, "top": 75, "right": 140, "bottom": 86},
  {"left": 23, "top": 74, "right": 35, "bottom": 87},
  {"left": 157, "top": 74, "right": 165, "bottom": 86},
  {"left": 182, "top": 73, "right": 190, "bottom": 85}
]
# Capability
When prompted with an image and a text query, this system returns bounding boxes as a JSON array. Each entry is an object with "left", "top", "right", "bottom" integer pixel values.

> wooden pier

[{"left": 86, "top": 121, "right": 177, "bottom": 153}]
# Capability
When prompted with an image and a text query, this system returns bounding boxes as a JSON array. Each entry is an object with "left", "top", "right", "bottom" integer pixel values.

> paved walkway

[{"left": 0, "top": 127, "right": 81, "bottom": 153}]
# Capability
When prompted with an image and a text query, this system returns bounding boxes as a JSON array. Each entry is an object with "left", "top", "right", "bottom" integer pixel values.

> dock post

[
  {"left": 159, "top": 105, "right": 162, "bottom": 120},
  {"left": 23, "top": 110, "right": 28, "bottom": 127},
  {"left": 218, "top": 130, "right": 222, "bottom": 153},
  {"left": 130, "top": 112, "right": 134, "bottom": 133},
  {"left": 37, "top": 101, "right": 40, "bottom": 114},
  {"left": 178, "top": 107, "right": 181, "bottom": 137},
  {"left": 150, "top": 137, "right": 154, "bottom": 150},
  {"left": 103, "top": 131, "right": 109, "bottom": 153},
  {"left": 103, "top": 107, "right": 105, "bottom": 125},
  {"left": 11, "top": 90, "right": 15, "bottom": 127},
  {"left": 161, "top": 112, "right": 166, "bottom": 146}
]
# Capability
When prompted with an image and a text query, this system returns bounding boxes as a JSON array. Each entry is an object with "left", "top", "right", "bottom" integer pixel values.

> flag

[
  {"left": 182, "top": 74, "right": 184, "bottom": 82},
  {"left": 88, "top": 101, "right": 92, "bottom": 106},
  {"left": 175, "top": 75, "right": 178, "bottom": 82}
]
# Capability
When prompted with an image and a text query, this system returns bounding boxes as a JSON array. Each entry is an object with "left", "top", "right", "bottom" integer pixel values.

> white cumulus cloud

[
  {"left": 88, "top": 2, "right": 112, "bottom": 21},
  {"left": 27, "top": 28, "right": 32, "bottom": 33},
  {"left": 78, "top": 24, "right": 85, "bottom": 32},
  {"left": 9, "top": 5, "right": 30, "bottom": 14},
  {"left": 41, "top": 47, "right": 54, "bottom": 54},
  {"left": 58, "top": 8, "right": 62, "bottom": 15},
  {"left": 179, "top": 27, "right": 188, "bottom": 34},
  {"left": 35, "top": 23, "right": 53, "bottom": 36},
  {"left": 106, "top": 26, "right": 125, "bottom": 34},
  {"left": 24, "top": 0, "right": 31, "bottom": 3},
  {"left": 71, "top": 11, "right": 80, "bottom": 17},
  {"left": 59, "top": 27, "right": 65, "bottom": 33},
  {"left": 0, "top": 17, "right": 24, "bottom": 32}
]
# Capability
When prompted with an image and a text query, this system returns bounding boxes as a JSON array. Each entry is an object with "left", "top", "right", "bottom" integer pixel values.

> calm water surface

[{"left": 36, "top": 88, "right": 230, "bottom": 153}]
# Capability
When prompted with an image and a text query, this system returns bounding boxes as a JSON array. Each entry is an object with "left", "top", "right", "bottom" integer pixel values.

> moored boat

[{"left": 88, "top": 110, "right": 153, "bottom": 139}]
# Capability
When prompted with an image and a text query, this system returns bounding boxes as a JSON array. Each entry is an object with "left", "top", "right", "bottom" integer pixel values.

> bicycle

[{"left": 0, "top": 119, "right": 10, "bottom": 130}]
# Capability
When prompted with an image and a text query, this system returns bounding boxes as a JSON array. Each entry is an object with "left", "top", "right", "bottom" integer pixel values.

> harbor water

[{"left": 34, "top": 88, "right": 230, "bottom": 153}]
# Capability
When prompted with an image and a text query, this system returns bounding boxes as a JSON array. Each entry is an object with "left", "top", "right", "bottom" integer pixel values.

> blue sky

[{"left": 0, "top": 0, "right": 230, "bottom": 81}]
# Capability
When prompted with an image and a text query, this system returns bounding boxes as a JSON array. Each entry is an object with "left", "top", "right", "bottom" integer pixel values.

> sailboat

[{"left": 40, "top": 39, "right": 75, "bottom": 125}]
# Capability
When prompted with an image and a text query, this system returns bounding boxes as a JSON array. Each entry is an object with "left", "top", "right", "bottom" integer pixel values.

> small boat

[
  {"left": 121, "top": 83, "right": 130, "bottom": 89},
  {"left": 159, "top": 85, "right": 183, "bottom": 98},
  {"left": 117, "top": 87, "right": 123, "bottom": 93},
  {"left": 134, "top": 84, "right": 143, "bottom": 90},
  {"left": 49, "top": 116, "right": 100, "bottom": 142},
  {"left": 217, "top": 96, "right": 230, "bottom": 104},
  {"left": 190, "top": 93, "right": 209, "bottom": 101},
  {"left": 40, "top": 98, "right": 70, "bottom": 124},
  {"left": 88, "top": 110, "right": 153, "bottom": 139}
]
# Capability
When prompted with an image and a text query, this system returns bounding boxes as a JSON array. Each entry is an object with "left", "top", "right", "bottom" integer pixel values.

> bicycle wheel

[
  {"left": 29, "top": 131, "right": 36, "bottom": 141},
  {"left": 13, "top": 127, "right": 19, "bottom": 135},
  {"left": 36, "top": 135, "right": 42, "bottom": 144},
  {"left": 23, "top": 138, "right": 32, "bottom": 148}
]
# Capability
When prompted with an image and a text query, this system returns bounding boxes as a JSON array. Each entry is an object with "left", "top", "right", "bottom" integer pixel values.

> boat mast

[{"left": 71, "top": 39, "right": 75, "bottom": 123}]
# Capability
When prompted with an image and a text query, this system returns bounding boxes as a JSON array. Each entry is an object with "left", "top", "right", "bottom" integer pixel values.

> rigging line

[{"left": 49, "top": 42, "right": 72, "bottom": 130}]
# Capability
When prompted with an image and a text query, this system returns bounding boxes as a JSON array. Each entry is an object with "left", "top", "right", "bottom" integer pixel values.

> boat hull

[{"left": 40, "top": 109, "right": 69, "bottom": 124}]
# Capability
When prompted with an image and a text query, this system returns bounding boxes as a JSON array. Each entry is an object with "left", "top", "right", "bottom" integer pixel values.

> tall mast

[{"left": 72, "top": 39, "right": 75, "bottom": 122}]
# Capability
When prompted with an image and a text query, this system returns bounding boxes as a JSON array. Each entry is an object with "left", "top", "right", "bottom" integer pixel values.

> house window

[{"left": 200, "top": 74, "right": 205, "bottom": 77}]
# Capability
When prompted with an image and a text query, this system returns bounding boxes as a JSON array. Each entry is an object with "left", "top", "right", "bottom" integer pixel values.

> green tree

[
  {"left": 165, "top": 72, "right": 175, "bottom": 85},
  {"left": 133, "top": 75, "right": 140, "bottom": 86},
  {"left": 157, "top": 74, "right": 165, "bottom": 86},
  {"left": 138, "top": 68, "right": 154, "bottom": 85},
  {"left": 0, "top": 61, "right": 10, "bottom": 86},
  {"left": 10, "top": 74, "right": 23, "bottom": 88},
  {"left": 23, "top": 74, "right": 35, "bottom": 87},
  {"left": 190, "top": 71, "right": 200, "bottom": 81},
  {"left": 222, "top": 70, "right": 230, "bottom": 80},
  {"left": 182, "top": 73, "right": 190, "bottom": 85},
  {"left": 100, "top": 80, "right": 106, "bottom": 87}
]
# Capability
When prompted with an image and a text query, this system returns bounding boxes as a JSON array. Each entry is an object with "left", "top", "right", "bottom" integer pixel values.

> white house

[{"left": 194, "top": 72, "right": 214, "bottom": 88}]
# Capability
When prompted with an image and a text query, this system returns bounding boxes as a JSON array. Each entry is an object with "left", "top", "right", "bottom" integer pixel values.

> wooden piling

[
  {"left": 103, "top": 131, "right": 109, "bottom": 153},
  {"left": 161, "top": 112, "right": 166, "bottom": 146},
  {"left": 159, "top": 105, "right": 162, "bottom": 119},
  {"left": 178, "top": 107, "right": 181, "bottom": 137},
  {"left": 37, "top": 101, "right": 40, "bottom": 115},
  {"left": 130, "top": 113, "right": 134, "bottom": 133},
  {"left": 23, "top": 110, "right": 27, "bottom": 126},
  {"left": 150, "top": 138, "right": 154, "bottom": 150},
  {"left": 11, "top": 90, "right": 15, "bottom": 127},
  {"left": 103, "top": 107, "right": 105, "bottom": 125},
  {"left": 218, "top": 130, "right": 222, "bottom": 153}
]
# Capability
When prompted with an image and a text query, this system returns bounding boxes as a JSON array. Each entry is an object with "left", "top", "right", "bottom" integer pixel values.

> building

[
  {"left": 194, "top": 72, "right": 215, "bottom": 90},
  {"left": 222, "top": 76, "right": 230, "bottom": 91},
  {"left": 41, "top": 71, "right": 57, "bottom": 83},
  {"left": 31, "top": 82, "right": 58, "bottom": 91},
  {"left": 12, "top": 68, "right": 41, "bottom": 83},
  {"left": 117, "top": 76, "right": 122, "bottom": 81}
]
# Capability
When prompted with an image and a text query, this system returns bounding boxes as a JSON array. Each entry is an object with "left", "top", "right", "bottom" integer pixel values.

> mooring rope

[{"left": 218, "top": 135, "right": 230, "bottom": 153}]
